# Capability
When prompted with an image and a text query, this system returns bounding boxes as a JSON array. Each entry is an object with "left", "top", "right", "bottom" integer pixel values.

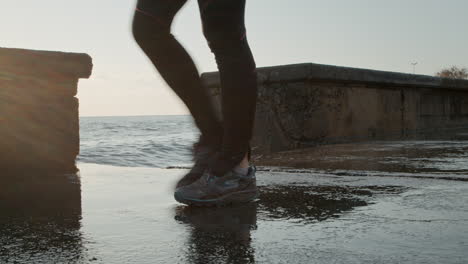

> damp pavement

[{"left": 1, "top": 140, "right": 468, "bottom": 264}]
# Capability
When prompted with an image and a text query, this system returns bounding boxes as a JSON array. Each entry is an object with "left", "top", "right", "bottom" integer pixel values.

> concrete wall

[
  {"left": 201, "top": 63, "right": 468, "bottom": 154},
  {"left": 0, "top": 48, "right": 92, "bottom": 172}
]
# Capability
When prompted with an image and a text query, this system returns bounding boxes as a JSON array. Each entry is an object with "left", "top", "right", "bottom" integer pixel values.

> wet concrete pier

[{"left": 1, "top": 140, "right": 467, "bottom": 263}]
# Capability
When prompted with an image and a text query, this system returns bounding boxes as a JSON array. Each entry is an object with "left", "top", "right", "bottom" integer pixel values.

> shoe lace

[{"left": 203, "top": 170, "right": 217, "bottom": 183}]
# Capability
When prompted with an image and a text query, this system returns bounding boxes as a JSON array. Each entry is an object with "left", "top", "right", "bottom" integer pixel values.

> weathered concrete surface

[
  {"left": 1, "top": 139, "right": 467, "bottom": 263},
  {"left": 253, "top": 140, "right": 468, "bottom": 180},
  {"left": 202, "top": 63, "right": 468, "bottom": 154},
  {"left": 0, "top": 47, "right": 92, "bottom": 172}
]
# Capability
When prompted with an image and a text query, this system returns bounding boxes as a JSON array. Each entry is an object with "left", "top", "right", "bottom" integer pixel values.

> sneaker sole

[{"left": 174, "top": 189, "right": 259, "bottom": 207}]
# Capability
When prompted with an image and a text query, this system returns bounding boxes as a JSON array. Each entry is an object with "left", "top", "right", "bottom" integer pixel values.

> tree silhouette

[{"left": 435, "top": 66, "right": 468, "bottom": 79}]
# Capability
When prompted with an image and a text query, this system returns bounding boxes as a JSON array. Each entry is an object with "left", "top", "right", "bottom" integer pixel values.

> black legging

[{"left": 132, "top": 0, "right": 257, "bottom": 163}]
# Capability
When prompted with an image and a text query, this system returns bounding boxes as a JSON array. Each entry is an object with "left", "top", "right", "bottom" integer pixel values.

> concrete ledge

[
  {"left": 0, "top": 47, "right": 92, "bottom": 79},
  {"left": 201, "top": 63, "right": 468, "bottom": 154},
  {"left": 202, "top": 63, "right": 468, "bottom": 90},
  {"left": 0, "top": 47, "right": 92, "bottom": 173}
]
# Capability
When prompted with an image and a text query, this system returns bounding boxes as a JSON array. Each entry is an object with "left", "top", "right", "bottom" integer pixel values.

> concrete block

[{"left": 0, "top": 47, "right": 92, "bottom": 172}]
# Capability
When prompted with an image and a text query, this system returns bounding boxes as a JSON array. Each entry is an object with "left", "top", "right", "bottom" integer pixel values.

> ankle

[{"left": 236, "top": 153, "right": 249, "bottom": 169}]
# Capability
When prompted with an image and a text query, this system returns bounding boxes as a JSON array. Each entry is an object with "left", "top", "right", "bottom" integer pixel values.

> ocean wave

[{"left": 79, "top": 115, "right": 197, "bottom": 168}]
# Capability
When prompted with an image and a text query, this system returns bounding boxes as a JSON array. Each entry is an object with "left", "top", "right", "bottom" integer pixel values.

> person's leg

[
  {"left": 132, "top": 0, "right": 223, "bottom": 147},
  {"left": 198, "top": 0, "right": 258, "bottom": 176},
  {"left": 173, "top": 0, "right": 258, "bottom": 206}
]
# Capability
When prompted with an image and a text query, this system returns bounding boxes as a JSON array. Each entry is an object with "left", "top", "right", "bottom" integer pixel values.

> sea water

[{"left": 79, "top": 115, "right": 198, "bottom": 168}]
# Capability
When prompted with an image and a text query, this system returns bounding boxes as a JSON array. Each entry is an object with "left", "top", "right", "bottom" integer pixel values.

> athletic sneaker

[
  {"left": 175, "top": 135, "right": 220, "bottom": 189},
  {"left": 174, "top": 163, "right": 258, "bottom": 207}
]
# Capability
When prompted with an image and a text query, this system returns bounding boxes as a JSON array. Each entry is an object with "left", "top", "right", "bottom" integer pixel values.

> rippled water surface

[{"left": 79, "top": 115, "right": 198, "bottom": 168}]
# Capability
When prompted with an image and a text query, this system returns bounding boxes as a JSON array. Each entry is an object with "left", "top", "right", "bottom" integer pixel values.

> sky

[{"left": 1, "top": 0, "right": 467, "bottom": 117}]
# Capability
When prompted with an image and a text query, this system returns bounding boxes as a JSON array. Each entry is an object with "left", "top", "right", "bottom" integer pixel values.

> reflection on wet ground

[
  {"left": 0, "top": 173, "right": 83, "bottom": 263},
  {"left": 1, "top": 141, "right": 467, "bottom": 263},
  {"left": 175, "top": 204, "right": 257, "bottom": 264},
  {"left": 172, "top": 185, "right": 409, "bottom": 264},
  {"left": 257, "top": 185, "right": 402, "bottom": 223}
]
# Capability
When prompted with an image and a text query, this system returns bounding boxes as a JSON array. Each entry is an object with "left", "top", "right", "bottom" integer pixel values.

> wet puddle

[{"left": 1, "top": 141, "right": 467, "bottom": 263}]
